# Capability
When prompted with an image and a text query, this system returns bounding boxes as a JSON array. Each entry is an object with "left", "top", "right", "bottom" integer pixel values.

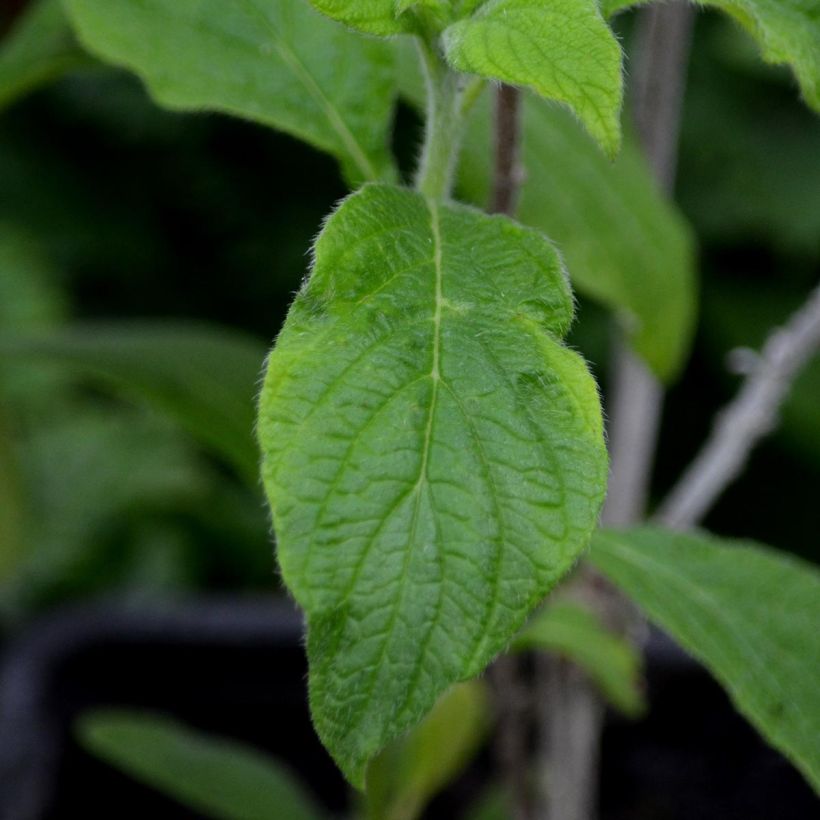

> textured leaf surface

[
  {"left": 604, "top": 0, "right": 820, "bottom": 111},
  {"left": 0, "top": 322, "right": 265, "bottom": 484},
  {"left": 591, "top": 527, "right": 820, "bottom": 791},
  {"left": 443, "top": 0, "right": 624, "bottom": 155},
  {"left": 366, "top": 681, "right": 490, "bottom": 820},
  {"left": 309, "top": 0, "right": 415, "bottom": 34},
  {"left": 512, "top": 601, "right": 645, "bottom": 716},
  {"left": 0, "top": 0, "right": 91, "bottom": 111},
  {"left": 63, "top": 0, "right": 397, "bottom": 184},
  {"left": 258, "top": 183, "right": 608, "bottom": 785},
  {"left": 78, "top": 711, "right": 322, "bottom": 820},
  {"left": 459, "top": 93, "right": 696, "bottom": 380}
]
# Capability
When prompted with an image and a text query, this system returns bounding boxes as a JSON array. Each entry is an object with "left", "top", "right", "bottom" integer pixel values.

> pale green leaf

[
  {"left": 603, "top": 0, "right": 820, "bottom": 112},
  {"left": 513, "top": 601, "right": 645, "bottom": 716},
  {"left": 0, "top": 0, "right": 91, "bottom": 111},
  {"left": 63, "top": 0, "right": 397, "bottom": 184},
  {"left": 366, "top": 681, "right": 490, "bottom": 820},
  {"left": 258, "top": 183, "right": 608, "bottom": 786},
  {"left": 309, "top": 0, "right": 422, "bottom": 34},
  {"left": 442, "top": 0, "right": 624, "bottom": 156},
  {"left": 78, "top": 710, "right": 322, "bottom": 820},
  {"left": 590, "top": 527, "right": 820, "bottom": 791},
  {"left": 458, "top": 93, "right": 696, "bottom": 380},
  {"left": 0, "top": 322, "right": 265, "bottom": 484}
]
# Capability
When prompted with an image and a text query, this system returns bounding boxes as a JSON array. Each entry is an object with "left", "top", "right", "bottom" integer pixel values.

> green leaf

[
  {"left": 442, "top": 0, "right": 624, "bottom": 156},
  {"left": 512, "top": 601, "right": 646, "bottom": 716},
  {"left": 308, "top": 0, "right": 415, "bottom": 34},
  {"left": 0, "top": 0, "right": 91, "bottom": 111},
  {"left": 366, "top": 681, "right": 490, "bottom": 820},
  {"left": 78, "top": 710, "right": 322, "bottom": 820},
  {"left": 458, "top": 94, "right": 696, "bottom": 380},
  {"left": 0, "top": 322, "right": 265, "bottom": 485},
  {"left": 590, "top": 527, "right": 820, "bottom": 791},
  {"left": 603, "top": 0, "right": 820, "bottom": 113},
  {"left": 63, "top": 0, "right": 397, "bottom": 185},
  {"left": 258, "top": 182, "right": 608, "bottom": 786}
]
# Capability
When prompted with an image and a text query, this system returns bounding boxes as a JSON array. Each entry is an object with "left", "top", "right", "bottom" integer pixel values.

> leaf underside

[
  {"left": 258, "top": 183, "right": 608, "bottom": 785},
  {"left": 591, "top": 527, "right": 820, "bottom": 792},
  {"left": 63, "top": 0, "right": 397, "bottom": 185}
]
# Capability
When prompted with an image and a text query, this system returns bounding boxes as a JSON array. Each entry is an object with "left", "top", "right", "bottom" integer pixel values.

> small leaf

[
  {"left": 366, "top": 681, "right": 490, "bottom": 820},
  {"left": 513, "top": 601, "right": 645, "bottom": 716},
  {"left": 78, "top": 710, "right": 323, "bottom": 820},
  {"left": 258, "top": 183, "right": 608, "bottom": 786},
  {"left": 457, "top": 93, "right": 696, "bottom": 380},
  {"left": 0, "top": 0, "right": 92, "bottom": 111},
  {"left": 0, "top": 322, "right": 266, "bottom": 484},
  {"left": 442, "top": 0, "right": 624, "bottom": 156},
  {"left": 603, "top": 0, "right": 820, "bottom": 112},
  {"left": 309, "top": 0, "right": 415, "bottom": 34},
  {"left": 590, "top": 527, "right": 820, "bottom": 791},
  {"left": 63, "top": 0, "right": 397, "bottom": 185}
]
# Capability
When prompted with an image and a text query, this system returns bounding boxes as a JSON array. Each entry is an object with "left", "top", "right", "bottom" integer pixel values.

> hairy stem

[
  {"left": 658, "top": 282, "right": 820, "bottom": 529},
  {"left": 415, "top": 39, "right": 466, "bottom": 201}
]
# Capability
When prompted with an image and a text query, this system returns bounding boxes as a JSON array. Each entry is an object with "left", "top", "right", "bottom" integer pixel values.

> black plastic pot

[{"left": 0, "top": 597, "right": 815, "bottom": 819}]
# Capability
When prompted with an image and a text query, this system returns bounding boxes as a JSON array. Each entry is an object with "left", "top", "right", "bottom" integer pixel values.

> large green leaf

[
  {"left": 604, "top": 0, "right": 820, "bottom": 113},
  {"left": 459, "top": 94, "right": 696, "bottom": 380},
  {"left": 63, "top": 0, "right": 397, "bottom": 184},
  {"left": 258, "top": 183, "right": 608, "bottom": 785},
  {"left": 590, "top": 527, "right": 820, "bottom": 791},
  {"left": 78, "top": 711, "right": 322, "bottom": 820},
  {"left": 366, "top": 681, "right": 490, "bottom": 820},
  {"left": 0, "top": 0, "right": 91, "bottom": 111},
  {"left": 0, "top": 322, "right": 265, "bottom": 484},
  {"left": 512, "top": 601, "right": 645, "bottom": 716},
  {"left": 443, "top": 0, "right": 624, "bottom": 156}
]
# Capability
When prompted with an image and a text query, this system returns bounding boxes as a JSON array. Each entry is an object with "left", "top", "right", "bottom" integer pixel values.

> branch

[
  {"left": 489, "top": 84, "right": 524, "bottom": 216},
  {"left": 657, "top": 282, "right": 820, "bottom": 529}
]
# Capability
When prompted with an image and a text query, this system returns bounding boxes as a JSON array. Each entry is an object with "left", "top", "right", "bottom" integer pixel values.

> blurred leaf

[
  {"left": 0, "top": 322, "right": 265, "bottom": 484},
  {"left": 63, "top": 0, "right": 397, "bottom": 185},
  {"left": 591, "top": 527, "right": 820, "bottom": 792},
  {"left": 78, "top": 710, "right": 323, "bottom": 820},
  {"left": 512, "top": 601, "right": 645, "bottom": 716},
  {"left": 443, "top": 0, "right": 624, "bottom": 156},
  {"left": 459, "top": 93, "right": 697, "bottom": 381},
  {"left": 463, "top": 785, "right": 512, "bottom": 820},
  {"left": 0, "top": 0, "right": 91, "bottom": 111},
  {"left": 0, "top": 408, "right": 26, "bottom": 581},
  {"left": 604, "top": 0, "right": 820, "bottom": 112},
  {"left": 365, "top": 681, "right": 490, "bottom": 820}
]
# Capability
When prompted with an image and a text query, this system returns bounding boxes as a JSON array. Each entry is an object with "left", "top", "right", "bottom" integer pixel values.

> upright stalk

[
  {"left": 536, "top": 5, "right": 696, "bottom": 820},
  {"left": 415, "top": 39, "right": 466, "bottom": 201}
]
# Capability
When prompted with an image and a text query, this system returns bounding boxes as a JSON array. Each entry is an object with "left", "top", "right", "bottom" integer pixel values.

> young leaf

[
  {"left": 258, "top": 183, "right": 608, "bottom": 786},
  {"left": 460, "top": 95, "right": 696, "bottom": 381},
  {"left": 0, "top": 0, "right": 91, "bottom": 112},
  {"left": 366, "top": 681, "right": 490, "bottom": 820},
  {"left": 604, "top": 0, "right": 820, "bottom": 112},
  {"left": 308, "top": 0, "right": 415, "bottom": 34},
  {"left": 512, "top": 601, "right": 646, "bottom": 716},
  {"left": 442, "top": 0, "right": 624, "bottom": 156},
  {"left": 77, "top": 710, "right": 323, "bottom": 820},
  {"left": 590, "top": 527, "right": 820, "bottom": 791},
  {"left": 0, "top": 322, "right": 266, "bottom": 485},
  {"left": 63, "top": 0, "right": 397, "bottom": 185}
]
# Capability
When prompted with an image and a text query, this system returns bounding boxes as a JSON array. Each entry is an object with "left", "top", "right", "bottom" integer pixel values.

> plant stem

[
  {"left": 657, "top": 282, "right": 820, "bottom": 529},
  {"left": 490, "top": 84, "right": 524, "bottom": 215},
  {"left": 536, "top": 5, "right": 696, "bottom": 820},
  {"left": 415, "top": 39, "right": 466, "bottom": 201}
]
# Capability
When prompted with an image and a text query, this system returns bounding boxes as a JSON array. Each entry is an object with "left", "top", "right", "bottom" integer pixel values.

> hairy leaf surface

[
  {"left": 442, "top": 0, "right": 624, "bottom": 155},
  {"left": 79, "top": 711, "right": 322, "bottom": 820},
  {"left": 459, "top": 94, "right": 696, "bottom": 380},
  {"left": 604, "top": 0, "right": 820, "bottom": 111},
  {"left": 0, "top": 0, "right": 91, "bottom": 111},
  {"left": 63, "top": 0, "right": 397, "bottom": 184},
  {"left": 258, "top": 183, "right": 608, "bottom": 785},
  {"left": 591, "top": 527, "right": 820, "bottom": 791},
  {"left": 513, "top": 601, "right": 645, "bottom": 716}
]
